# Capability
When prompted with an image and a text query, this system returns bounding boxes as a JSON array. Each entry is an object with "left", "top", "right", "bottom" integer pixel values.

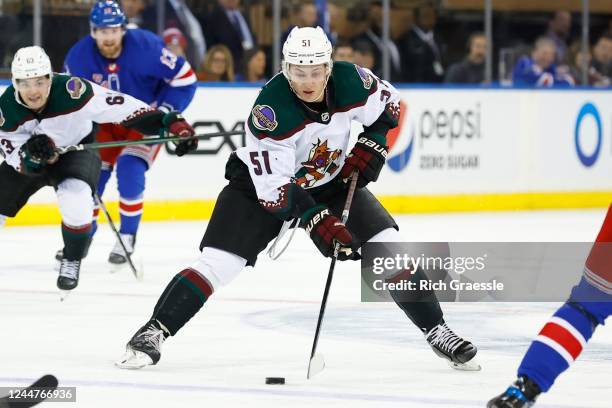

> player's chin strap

[{"left": 268, "top": 218, "right": 300, "bottom": 260}]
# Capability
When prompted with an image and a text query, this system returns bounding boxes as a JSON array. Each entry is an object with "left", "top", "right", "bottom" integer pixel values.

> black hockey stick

[
  {"left": 95, "top": 193, "right": 142, "bottom": 281},
  {"left": 56, "top": 130, "right": 245, "bottom": 154},
  {"left": 0, "top": 374, "right": 58, "bottom": 408},
  {"left": 307, "top": 171, "right": 359, "bottom": 379}
]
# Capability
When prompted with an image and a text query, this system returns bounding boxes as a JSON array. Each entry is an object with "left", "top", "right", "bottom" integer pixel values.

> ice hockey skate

[
  {"left": 108, "top": 233, "right": 135, "bottom": 269},
  {"left": 487, "top": 376, "right": 541, "bottom": 407},
  {"left": 425, "top": 321, "right": 480, "bottom": 371},
  {"left": 57, "top": 258, "right": 81, "bottom": 300},
  {"left": 115, "top": 319, "right": 168, "bottom": 369}
]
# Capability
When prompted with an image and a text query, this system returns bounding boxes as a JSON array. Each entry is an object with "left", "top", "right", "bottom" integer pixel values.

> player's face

[
  {"left": 15, "top": 76, "right": 51, "bottom": 111},
  {"left": 289, "top": 64, "right": 328, "bottom": 103},
  {"left": 93, "top": 27, "right": 124, "bottom": 58}
]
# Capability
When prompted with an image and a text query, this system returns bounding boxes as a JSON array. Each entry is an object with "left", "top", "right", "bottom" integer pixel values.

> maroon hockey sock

[{"left": 152, "top": 268, "right": 214, "bottom": 335}]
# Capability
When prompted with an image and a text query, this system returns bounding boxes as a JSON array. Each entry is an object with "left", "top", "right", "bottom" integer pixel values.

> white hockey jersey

[
  {"left": 236, "top": 62, "right": 400, "bottom": 214},
  {"left": 0, "top": 74, "right": 156, "bottom": 172}
]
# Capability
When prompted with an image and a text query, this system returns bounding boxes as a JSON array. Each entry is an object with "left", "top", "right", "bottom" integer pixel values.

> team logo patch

[
  {"left": 355, "top": 64, "right": 373, "bottom": 89},
  {"left": 252, "top": 105, "right": 278, "bottom": 131},
  {"left": 295, "top": 139, "right": 342, "bottom": 188},
  {"left": 66, "top": 77, "right": 86, "bottom": 99},
  {"left": 321, "top": 112, "right": 330, "bottom": 122},
  {"left": 92, "top": 73, "right": 103, "bottom": 84},
  {"left": 0, "top": 107, "right": 4, "bottom": 127}
]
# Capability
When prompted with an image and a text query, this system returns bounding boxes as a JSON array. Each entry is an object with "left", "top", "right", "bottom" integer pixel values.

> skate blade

[
  {"left": 59, "top": 290, "right": 72, "bottom": 302},
  {"left": 307, "top": 354, "right": 325, "bottom": 379},
  {"left": 447, "top": 358, "right": 481, "bottom": 371},
  {"left": 115, "top": 349, "right": 153, "bottom": 370}
]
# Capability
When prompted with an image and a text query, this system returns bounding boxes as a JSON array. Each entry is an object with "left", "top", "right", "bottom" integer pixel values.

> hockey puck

[{"left": 265, "top": 377, "right": 285, "bottom": 385}]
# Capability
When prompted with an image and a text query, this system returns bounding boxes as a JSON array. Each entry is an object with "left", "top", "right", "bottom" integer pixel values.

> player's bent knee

[
  {"left": 117, "top": 155, "right": 147, "bottom": 196},
  {"left": 190, "top": 247, "right": 247, "bottom": 291},
  {"left": 57, "top": 178, "right": 93, "bottom": 226}
]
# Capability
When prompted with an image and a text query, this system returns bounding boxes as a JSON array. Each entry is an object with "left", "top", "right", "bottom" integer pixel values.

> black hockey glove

[
  {"left": 162, "top": 112, "right": 197, "bottom": 157},
  {"left": 21, "top": 134, "right": 57, "bottom": 171},
  {"left": 340, "top": 132, "right": 388, "bottom": 188},
  {"left": 300, "top": 205, "right": 360, "bottom": 261}
]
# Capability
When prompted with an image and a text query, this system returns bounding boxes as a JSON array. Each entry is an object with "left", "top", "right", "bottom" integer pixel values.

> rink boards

[{"left": 1, "top": 83, "right": 611, "bottom": 225}]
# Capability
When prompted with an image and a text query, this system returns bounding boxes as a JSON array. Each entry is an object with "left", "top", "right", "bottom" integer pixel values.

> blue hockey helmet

[{"left": 90, "top": 1, "right": 126, "bottom": 29}]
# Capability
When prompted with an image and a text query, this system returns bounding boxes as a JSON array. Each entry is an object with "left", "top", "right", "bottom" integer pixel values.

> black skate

[
  {"left": 108, "top": 233, "right": 135, "bottom": 267},
  {"left": 115, "top": 319, "right": 168, "bottom": 369},
  {"left": 425, "top": 321, "right": 480, "bottom": 371},
  {"left": 487, "top": 376, "right": 541, "bottom": 407},
  {"left": 57, "top": 259, "right": 81, "bottom": 292}
]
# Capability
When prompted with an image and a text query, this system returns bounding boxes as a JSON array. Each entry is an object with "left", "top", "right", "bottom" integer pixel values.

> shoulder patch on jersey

[
  {"left": 66, "top": 77, "right": 86, "bottom": 99},
  {"left": 354, "top": 64, "right": 373, "bottom": 89},
  {"left": 251, "top": 104, "right": 278, "bottom": 131}
]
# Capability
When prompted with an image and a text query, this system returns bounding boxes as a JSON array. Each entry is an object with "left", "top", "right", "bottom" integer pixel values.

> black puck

[{"left": 265, "top": 377, "right": 285, "bottom": 385}]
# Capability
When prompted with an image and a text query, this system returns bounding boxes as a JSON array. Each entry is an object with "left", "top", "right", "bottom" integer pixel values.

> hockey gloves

[
  {"left": 162, "top": 112, "right": 197, "bottom": 157},
  {"left": 340, "top": 133, "right": 388, "bottom": 188},
  {"left": 21, "top": 134, "right": 58, "bottom": 171},
  {"left": 301, "top": 205, "right": 360, "bottom": 261}
]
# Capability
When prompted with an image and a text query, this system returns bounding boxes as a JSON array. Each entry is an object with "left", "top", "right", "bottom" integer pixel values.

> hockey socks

[
  {"left": 517, "top": 300, "right": 598, "bottom": 393},
  {"left": 152, "top": 268, "right": 214, "bottom": 335},
  {"left": 117, "top": 155, "right": 146, "bottom": 235},
  {"left": 387, "top": 267, "right": 444, "bottom": 333},
  {"left": 61, "top": 222, "right": 92, "bottom": 260}
]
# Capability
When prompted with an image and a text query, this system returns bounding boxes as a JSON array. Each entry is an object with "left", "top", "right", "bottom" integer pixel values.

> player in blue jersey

[
  {"left": 62, "top": 0, "right": 197, "bottom": 266},
  {"left": 488, "top": 205, "right": 612, "bottom": 407}
]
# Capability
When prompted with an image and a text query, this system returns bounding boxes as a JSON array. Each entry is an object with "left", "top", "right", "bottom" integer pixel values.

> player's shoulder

[
  {"left": 66, "top": 35, "right": 96, "bottom": 60},
  {"left": 125, "top": 28, "right": 164, "bottom": 50},
  {"left": 247, "top": 73, "right": 306, "bottom": 140},
  {"left": 331, "top": 61, "right": 378, "bottom": 110},
  {"left": 43, "top": 74, "right": 94, "bottom": 117},
  {"left": 0, "top": 85, "right": 33, "bottom": 132}
]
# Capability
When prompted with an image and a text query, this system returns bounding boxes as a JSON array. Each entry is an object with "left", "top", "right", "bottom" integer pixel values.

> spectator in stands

[
  {"left": 566, "top": 41, "right": 609, "bottom": 87},
  {"left": 591, "top": 34, "right": 612, "bottom": 82},
  {"left": 281, "top": 1, "right": 319, "bottom": 45},
  {"left": 398, "top": 2, "right": 445, "bottom": 83},
  {"left": 141, "top": 0, "right": 206, "bottom": 69},
  {"left": 512, "top": 37, "right": 574, "bottom": 87},
  {"left": 163, "top": 27, "right": 188, "bottom": 58},
  {"left": 352, "top": 0, "right": 401, "bottom": 81},
  {"left": 333, "top": 41, "right": 354, "bottom": 63},
  {"left": 200, "top": 0, "right": 255, "bottom": 75},
  {"left": 197, "top": 44, "right": 235, "bottom": 82},
  {"left": 544, "top": 11, "right": 572, "bottom": 64},
  {"left": 352, "top": 40, "right": 376, "bottom": 71},
  {"left": 445, "top": 32, "right": 486, "bottom": 84},
  {"left": 120, "top": 0, "right": 145, "bottom": 28},
  {"left": 235, "top": 47, "right": 266, "bottom": 83}
]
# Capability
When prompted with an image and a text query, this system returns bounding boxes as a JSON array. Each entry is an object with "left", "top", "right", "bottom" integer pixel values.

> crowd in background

[{"left": 0, "top": 0, "right": 610, "bottom": 87}]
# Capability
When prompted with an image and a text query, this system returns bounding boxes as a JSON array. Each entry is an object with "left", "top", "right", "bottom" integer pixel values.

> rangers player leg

[
  {"left": 116, "top": 180, "right": 283, "bottom": 369},
  {"left": 56, "top": 178, "right": 94, "bottom": 290},
  {"left": 488, "top": 206, "right": 612, "bottom": 408},
  {"left": 329, "top": 187, "right": 478, "bottom": 370},
  {"left": 108, "top": 154, "right": 147, "bottom": 265}
]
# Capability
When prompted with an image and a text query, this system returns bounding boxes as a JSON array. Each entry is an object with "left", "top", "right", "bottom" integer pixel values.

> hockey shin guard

[{"left": 152, "top": 268, "right": 214, "bottom": 336}]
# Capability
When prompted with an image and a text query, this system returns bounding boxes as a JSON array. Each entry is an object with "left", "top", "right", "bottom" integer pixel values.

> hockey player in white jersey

[
  {"left": 116, "top": 27, "right": 478, "bottom": 371},
  {"left": 0, "top": 46, "right": 195, "bottom": 292}
]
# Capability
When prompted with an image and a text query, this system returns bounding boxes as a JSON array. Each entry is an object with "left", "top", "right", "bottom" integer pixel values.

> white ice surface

[{"left": 1, "top": 209, "right": 610, "bottom": 408}]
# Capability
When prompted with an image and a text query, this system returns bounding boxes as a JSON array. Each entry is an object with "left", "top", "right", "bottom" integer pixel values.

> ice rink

[{"left": 1, "top": 209, "right": 611, "bottom": 408}]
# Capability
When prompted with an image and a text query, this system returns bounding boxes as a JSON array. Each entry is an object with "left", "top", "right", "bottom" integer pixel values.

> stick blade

[{"left": 307, "top": 354, "right": 325, "bottom": 379}]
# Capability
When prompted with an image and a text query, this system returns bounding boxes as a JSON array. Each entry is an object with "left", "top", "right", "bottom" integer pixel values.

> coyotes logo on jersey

[{"left": 295, "top": 139, "right": 342, "bottom": 188}]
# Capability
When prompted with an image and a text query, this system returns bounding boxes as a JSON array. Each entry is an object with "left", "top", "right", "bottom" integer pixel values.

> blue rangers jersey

[{"left": 64, "top": 28, "right": 196, "bottom": 112}]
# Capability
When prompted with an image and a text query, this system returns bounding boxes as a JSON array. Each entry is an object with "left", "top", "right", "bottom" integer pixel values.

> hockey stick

[
  {"left": 307, "top": 171, "right": 359, "bottom": 379},
  {"left": 95, "top": 193, "right": 142, "bottom": 281},
  {"left": 0, "top": 374, "right": 58, "bottom": 408},
  {"left": 56, "top": 130, "right": 245, "bottom": 154}
]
